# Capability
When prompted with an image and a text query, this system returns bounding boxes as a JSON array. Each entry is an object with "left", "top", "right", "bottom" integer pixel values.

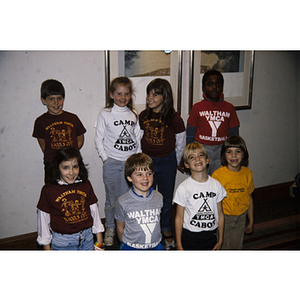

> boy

[
  {"left": 114, "top": 153, "right": 164, "bottom": 250},
  {"left": 185, "top": 69, "right": 240, "bottom": 175},
  {"left": 32, "top": 79, "right": 86, "bottom": 183},
  {"left": 173, "top": 142, "right": 226, "bottom": 250}
]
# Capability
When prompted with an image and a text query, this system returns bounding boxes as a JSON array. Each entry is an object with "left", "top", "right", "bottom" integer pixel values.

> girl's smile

[
  {"left": 147, "top": 89, "right": 164, "bottom": 113},
  {"left": 59, "top": 158, "right": 80, "bottom": 184},
  {"left": 225, "top": 147, "right": 243, "bottom": 172},
  {"left": 110, "top": 85, "right": 131, "bottom": 107}
]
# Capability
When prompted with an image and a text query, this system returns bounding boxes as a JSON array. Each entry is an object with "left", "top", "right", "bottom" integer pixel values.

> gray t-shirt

[{"left": 115, "top": 187, "right": 163, "bottom": 249}]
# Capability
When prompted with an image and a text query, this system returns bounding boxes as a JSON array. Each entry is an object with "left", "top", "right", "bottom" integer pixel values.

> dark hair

[
  {"left": 48, "top": 147, "right": 88, "bottom": 184},
  {"left": 41, "top": 79, "right": 65, "bottom": 99},
  {"left": 221, "top": 135, "right": 249, "bottom": 167},
  {"left": 125, "top": 153, "right": 154, "bottom": 178},
  {"left": 143, "top": 78, "right": 175, "bottom": 126},
  {"left": 202, "top": 69, "right": 224, "bottom": 87}
]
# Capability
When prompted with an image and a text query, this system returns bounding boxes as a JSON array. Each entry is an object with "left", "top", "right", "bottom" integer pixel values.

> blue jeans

[
  {"left": 103, "top": 157, "right": 130, "bottom": 229},
  {"left": 151, "top": 152, "right": 177, "bottom": 233},
  {"left": 120, "top": 242, "right": 165, "bottom": 250},
  {"left": 51, "top": 228, "right": 94, "bottom": 250}
]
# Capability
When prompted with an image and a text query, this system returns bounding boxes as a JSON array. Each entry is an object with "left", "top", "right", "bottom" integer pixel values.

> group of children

[{"left": 33, "top": 69, "right": 254, "bottom": 251}]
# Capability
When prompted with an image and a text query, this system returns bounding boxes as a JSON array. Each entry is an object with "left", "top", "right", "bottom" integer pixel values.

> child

[
  {"left": 32, "top": 79, "right": 86, "bottom": 183},
  {"left": 173, "top": 142, "right": 226, "bottom": 250},
  {"left": 94, "top": 77, "right": 140, "bottom": 246},
  {"left": 114, "top": 153, "right": 164, "bottom": 250},
  {"left": 212, "top": 135, "right": 254, "bottom": 250},
  {"left": 138, "top": 78, "right": 186, "bottom": 250},
  {"left": 185, "top": 69, "right": 240, "bottom": 175},
  {"left": 36, "top": 146, "right": 104, "bottom": 250}
]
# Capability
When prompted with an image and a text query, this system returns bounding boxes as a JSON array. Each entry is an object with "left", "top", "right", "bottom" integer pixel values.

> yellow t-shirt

[{"left": 212, "top": 166, "right": 254, "bottom": 216}]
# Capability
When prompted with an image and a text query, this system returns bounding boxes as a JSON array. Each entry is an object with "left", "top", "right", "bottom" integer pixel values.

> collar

[
  {"left": 57, "top": 179, "right": 82, "bottom": 185},
  {"left": 131, "top": 187, "right": 153, "bottom": 198},
  {"left": 203, "top": 92, "right": 224, "bottom": 103}
]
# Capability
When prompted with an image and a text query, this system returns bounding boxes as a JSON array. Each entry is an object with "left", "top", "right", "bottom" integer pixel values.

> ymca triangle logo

[
  {"left": 192, "top": 199, "right": 212, "bottom": 220},
  {"left": 116, "top": 126, "right": 134, "bottom": 144}
]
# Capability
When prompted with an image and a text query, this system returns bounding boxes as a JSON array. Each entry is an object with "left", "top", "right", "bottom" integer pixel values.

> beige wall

[{"left": 0, "top": 50, "right": 299, "bottom": 239}]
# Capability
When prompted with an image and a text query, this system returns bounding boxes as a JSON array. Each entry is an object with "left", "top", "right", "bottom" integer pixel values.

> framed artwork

[
  {"left": 189, "top": 51, "right": 255, "bottom": 112},
  {"left": 105, "top": 50, "right": 183, "bottom": 114}
]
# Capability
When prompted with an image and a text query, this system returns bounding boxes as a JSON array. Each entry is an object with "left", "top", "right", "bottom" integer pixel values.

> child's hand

[
  {"left": 245, "top": 223, "right": 253, "bottom": 234},
  {"left": 177, "top": 160, "right": 185, "bottom": 173}
]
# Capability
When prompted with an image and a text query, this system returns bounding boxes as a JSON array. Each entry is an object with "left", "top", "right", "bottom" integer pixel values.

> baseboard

[{"left": 0, "top": 182, "right": 295, "bottom": 250}]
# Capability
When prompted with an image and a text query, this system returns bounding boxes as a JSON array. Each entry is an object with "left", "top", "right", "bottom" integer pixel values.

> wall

[
  {"left": 0, "top": 51, "right": 106, "bottom": 239},
  {"left": 0, "top": 50, "right": 299, "bottom": 239}
]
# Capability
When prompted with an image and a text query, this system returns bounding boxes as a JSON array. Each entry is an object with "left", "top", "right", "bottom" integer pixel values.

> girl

[
  {"left": 138, "top": 78, "right": 186, "bottom": 250},
  {"left": 36, "top": 146, "right": 104, "bottom": 250},
  {"left": 212, "top": 135, "right": 255, "bottom": 249},
  {"left": 94, "top": 77, "right": 140, "bottom": 247}
]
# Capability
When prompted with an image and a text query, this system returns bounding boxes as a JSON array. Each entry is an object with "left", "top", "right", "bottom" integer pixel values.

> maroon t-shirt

[
  {"left": 32, "top": 111, "right": 86, "bottom": 163},
  {"left": 37, "top": 180, "right": 97, "bottom": 234},
  {"left": 139, "top": 111, "right": 185, "bottom": 158}
]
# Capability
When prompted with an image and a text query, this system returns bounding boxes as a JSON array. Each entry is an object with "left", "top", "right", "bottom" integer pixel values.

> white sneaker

[{"left": 104, "top": 228, "right": 115, "bottom": 246}]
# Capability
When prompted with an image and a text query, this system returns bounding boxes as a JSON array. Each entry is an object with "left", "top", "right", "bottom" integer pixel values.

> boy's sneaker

[
  {"left": 164, "top": 239, "right": 176, "bottom": 250},
  {"left": 104, "top": 228, "right": 115, "bottom": 246}
]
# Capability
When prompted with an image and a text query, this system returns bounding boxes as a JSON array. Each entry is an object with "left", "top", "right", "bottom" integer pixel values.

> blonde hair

[{"left": 183, "top": 142, "right": 208, "bottom": 163}]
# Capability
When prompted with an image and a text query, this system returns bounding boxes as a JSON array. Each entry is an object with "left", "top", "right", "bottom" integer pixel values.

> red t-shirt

[
  {"left": 188, "top": 99, "right": 239, "bottom": 145},
  {"left": 139, "top": 111, "right": 185, "bottom": 158},
  {"left": 37, "top": 180, "right": 97, "bottom": 234},
  {"left": 32, "top": 111, "right": 86, "bottom": 163}
]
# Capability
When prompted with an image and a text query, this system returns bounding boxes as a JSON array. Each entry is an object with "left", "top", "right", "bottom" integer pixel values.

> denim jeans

[
  {"left": 151, "top": 152, "right": 177, "bottom": 233},
  {"left": 51, "top": 227, "right": 94, "bottom": 250},
  {"left": 202, "top": 144, "right": 222, "bottom": 175},
  {"left": 103, "top": 157, "right": 130, "bottom": 229}
]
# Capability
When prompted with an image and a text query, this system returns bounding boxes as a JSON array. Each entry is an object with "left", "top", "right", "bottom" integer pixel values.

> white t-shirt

[{"left": 173, "top": 176, "right": 226, "bottom": 232}]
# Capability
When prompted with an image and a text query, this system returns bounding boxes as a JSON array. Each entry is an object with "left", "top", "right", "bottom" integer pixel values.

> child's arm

[
  {"left": 77, "top": 134, "right": 84, "bottom": 149},
  {"left": 175, "top": 204, "right": 185, "bottom": 250},
  {"left": 90, "top": 203, "right": 105, "bottom": 246},
  {"left": 116, "top": 220, "right": 125, "bottom": 242},
  {"left": 95, "top": 232, "right": 103, "bottom": 246},
  {"left": 37, "top": 209, "right": 52, "bottom": 250},
  {"left": 245, "top": 194, "right": 254, "bottom": 233},
  {"left": 213, "top": 201, "right": 224, "bottom": 250},
  {"left": 37, "top": 138, "right": 46, "bottom": 152}
]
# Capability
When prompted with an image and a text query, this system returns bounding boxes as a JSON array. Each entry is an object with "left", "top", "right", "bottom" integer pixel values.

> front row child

[
  {"left": 173, "top": 142, "right": 226, "bottom": 250},
  {"left": 212, "top": 135, "right": 254, "bottom": 250},
  {"left": 36, "top": 146, "right": 104, "bottom": 250},
  {"left": 115, "top": 153, "right": 165, "bottom": 250}
]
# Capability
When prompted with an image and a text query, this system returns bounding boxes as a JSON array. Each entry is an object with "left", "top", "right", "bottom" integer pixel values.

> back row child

[
  {"left": 185, "top": 69, "right": 240, "bottom": 175},
  {"left": 32, "top": 79, "right": 86, "bottom": 183}
]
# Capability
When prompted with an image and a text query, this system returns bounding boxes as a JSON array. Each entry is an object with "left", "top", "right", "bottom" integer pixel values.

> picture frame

[
  {"left": 105, "top": 50, "right": 183, "bottom": 114},
  {"left": 189, "top": 51, "right": 255, "bottom": 112}
]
